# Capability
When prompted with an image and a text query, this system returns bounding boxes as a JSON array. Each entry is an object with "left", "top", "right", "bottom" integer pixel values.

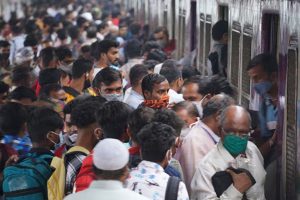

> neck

[
  {"left": 202, "top": 117, "right": 219, "bottom": 136},
  {"left": 69, "top": 79, "right": 84, "bottom": 93},
  {"left": 75, "top": 128, "right": 96, "bottom": 151},
  {"left": 132, "top": 86, "right": 143, "bottom": 96},
  {"left": 96, "top": 59, "right": 108, "bottom": 68}
]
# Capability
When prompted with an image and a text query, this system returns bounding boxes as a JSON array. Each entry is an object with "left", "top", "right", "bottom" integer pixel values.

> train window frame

[
  {"left": 197, "top": 13, "right": 205, "bottom": 73},
  {"left": 218, "top": 4, "right": 229, "bottom": 21},
  {"left": 240, "top": 24, "right": 253, "bottom": 108},
  {"left": 204, "top": 15, "right": 212, "bottom": 74},
  {"left": 229, "top": 21, "right": 241, "bottom": 103}
]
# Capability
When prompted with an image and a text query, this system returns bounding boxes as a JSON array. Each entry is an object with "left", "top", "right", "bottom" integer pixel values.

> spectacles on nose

[{"left": 222, "top": 128, "right": 254, "bottom": 139}]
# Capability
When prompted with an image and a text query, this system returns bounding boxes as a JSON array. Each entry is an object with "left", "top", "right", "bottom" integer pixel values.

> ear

[
  {"left": 94, "top": 128, "right": 103, "bottom": 140},
  {"left": 47, "top": 131, "right": 59, "bottom": 143}
]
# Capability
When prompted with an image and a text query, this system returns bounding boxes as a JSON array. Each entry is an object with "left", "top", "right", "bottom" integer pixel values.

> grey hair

[
  {"left": 202, "top": 93, "right": 235, "bottom": 118},
  {"left": 220, "top": 105, "right": 252, "bottom": 128}
]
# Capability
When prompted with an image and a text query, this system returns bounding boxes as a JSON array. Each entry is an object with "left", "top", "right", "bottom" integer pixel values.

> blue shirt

[
  {"left": 258, "top": 95, "right": 277, "bottom": 138},
  {"left": 1, "top": 134, "right": 32, "bottom": 155}
]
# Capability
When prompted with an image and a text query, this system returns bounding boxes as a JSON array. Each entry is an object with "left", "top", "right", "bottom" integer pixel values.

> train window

[
  {"left": 171, "top": 0, "right": 175, "bottom": 39},
  {"left": 218, "top": 5, "right": 228, "bottom": 21},
  {"left": 204, "top": 15, "right": 212, "bottom": 68},
  {"left": 190, "top": 1, "right": 197, "bottom": 51},
  {"left": 230, "top": 22, "right": 241, "bottom": 98},
  {"left": 261, "top": 13, "right": 279, "bottom": 56},
  {"left": 198, "top": 13, "right": 205, "bottom": 67},
  {"left": 286, "top": 46, "right": 298, "bottom": 200},
  {"left": 179, "top": 8, "right": 186, "bottom": 57},
  {"left": 240, "top": 25, "right": 253, "bottom": 108}
]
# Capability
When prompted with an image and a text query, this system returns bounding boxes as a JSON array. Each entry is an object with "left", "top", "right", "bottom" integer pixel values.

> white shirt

[
  {"left": 65, "top": 180, "right": 149, "bottom": 200},
  {"left": 177, "top": 121, "right": 219, "bottom": 193},
  {"left": 191, "top": 142, "right": 266, "bottom": 200},
  {"left": 126, "top": 160, "right": 189, "bottom": 200},
  {"left": 168, "top": 89, "right": 184, "bottom": 104},
  {"left": 123, "top": 88, "right": 144, "bottom": 109}
]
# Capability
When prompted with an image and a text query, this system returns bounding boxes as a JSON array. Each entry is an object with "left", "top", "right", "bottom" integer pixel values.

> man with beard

[
  {"left": 63, "top": 58, "right": 94, "bottom": 103},
  {"left": 91, "top": 40, "right": 119, "bottom": 78}
]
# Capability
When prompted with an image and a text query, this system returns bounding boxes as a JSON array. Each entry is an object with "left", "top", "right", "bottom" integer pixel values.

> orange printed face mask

[{"left": 143, "top": 95, "right": 170, "bottom": 109}]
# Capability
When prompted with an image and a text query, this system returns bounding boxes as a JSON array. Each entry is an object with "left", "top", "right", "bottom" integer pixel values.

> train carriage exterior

[{"left": 124, "top": 0, "right": 300, "bottom": 199}]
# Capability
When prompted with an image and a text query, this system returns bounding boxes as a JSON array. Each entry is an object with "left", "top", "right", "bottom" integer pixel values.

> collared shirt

[
  {"left": 65, "top": 148, "right": 89, "bottom": 195},
  {"left": 126, "top": 160, "right": 189, "bottom": 200},
  {"left": 168, "top": 89, "right": 184, "bottom": 104},
  {"left": 258, "top": 95, "right": 277, "bottom": 138},
  {"left": 177, "top": 121, "right": 219, "bottom": 193},
  {"left": 191, "top": 142, "right": 266, "bottom": 200},
  {"left": 0, "top": 134, "right": 32, "bottom": 155},
  {"left": 65, "top": 180, "right": 150, "bottom": 200},
  {"left": 124, "top": 88, "right": 144, "bottom": 109},
  {"left": 120, "top": 58, "right": 144, "bottom": 81}
]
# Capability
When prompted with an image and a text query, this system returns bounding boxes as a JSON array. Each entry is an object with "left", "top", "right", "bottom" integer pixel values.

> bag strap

[
  {"left": 165, "top": 176, "right": 180, "bottom": 200},
  {"left": 66, "top": 146, "right": 90, "bottom": 155}
]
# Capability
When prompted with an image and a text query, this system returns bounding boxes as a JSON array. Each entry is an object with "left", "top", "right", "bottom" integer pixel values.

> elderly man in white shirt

[
  {"left": 191, "top": 105, "right": 266, "bottom": 200},
  {"left": 177, "top": 94, "right": 234, "bottom": 193},
  {"left": 65, "top": 139, "right": 149, "bottom": 200}
]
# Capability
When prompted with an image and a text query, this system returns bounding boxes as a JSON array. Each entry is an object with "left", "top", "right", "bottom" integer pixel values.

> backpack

[
  {"left": 2, "top": 153, "right": 53, "bottom": 200},
  {"left": 165, "top": 176, "right": 180, "bottom": 200},
  {"left": 47, "top": 146, "right": 89, "bottom": 200}
]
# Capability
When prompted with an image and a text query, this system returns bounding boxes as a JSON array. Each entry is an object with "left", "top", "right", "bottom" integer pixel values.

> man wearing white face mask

[
  {"left": 178, "top": 94, "right": 234, "bottom": 194},
  {"left": 93, "top": 67, "right": 124, "bottom": 101}
]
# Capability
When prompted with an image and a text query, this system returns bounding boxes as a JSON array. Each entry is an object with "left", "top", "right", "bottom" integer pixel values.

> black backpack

[{"left": 165, "top": 176, "right": 180, "bottom": 200}]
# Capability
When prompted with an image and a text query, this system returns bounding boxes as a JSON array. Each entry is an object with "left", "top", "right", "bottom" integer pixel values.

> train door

[
  {"left": 175, "top": 0, "right": 186, "bottom": 58},
  {"left": 284, "top": 35, "right": 298, "bottom": 200}
]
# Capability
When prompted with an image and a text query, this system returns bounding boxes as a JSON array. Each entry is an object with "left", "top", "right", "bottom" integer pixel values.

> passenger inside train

[{"left": 0, "top": 0, "right": 293, "bottom": 199}]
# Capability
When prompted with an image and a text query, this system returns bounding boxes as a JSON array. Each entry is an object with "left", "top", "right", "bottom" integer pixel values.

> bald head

[{"left": 220, "top": 105, "right": 251, "bottom": 138}]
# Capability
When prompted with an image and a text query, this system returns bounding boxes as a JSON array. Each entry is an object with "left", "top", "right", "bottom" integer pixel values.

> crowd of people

[{"left": 0, "top": 0, "right": 279, "bottom": 199}]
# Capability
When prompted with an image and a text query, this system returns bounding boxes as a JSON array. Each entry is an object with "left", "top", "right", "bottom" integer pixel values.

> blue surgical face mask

[{"left": 253, "top": 81, "right": 272, "bottom": 96}]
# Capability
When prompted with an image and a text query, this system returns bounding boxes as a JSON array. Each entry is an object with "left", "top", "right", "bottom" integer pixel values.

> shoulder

[{"left": 120, "top": 189, "right": 150, "bottom": 200}]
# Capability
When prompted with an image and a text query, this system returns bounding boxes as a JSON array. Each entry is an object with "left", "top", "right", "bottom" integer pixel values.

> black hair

[
  {"left": 76, "top": 16, "right": 87, "bottom": 28},
  {"left": 183, "top": 76, "right": 213, "bottom": 96},
  {"left": 143, "top": 59, "right": 159, "bottom": 71},
  {"left": 152, "top": 109, "right": 184, "bottom": 136},
  {"left": 27, "top": 107, "right": 63, "bottom": 143},
  {"left": 39, "top": 84, "right": 62, "bottom": 98},
  {"left": 72, "top": 58, "right": 93, "bottom": 79},
  {"left": 55, "top": 46, "right": 73, "bottom": 61},
  {"left": 86, "top": 26, "right": 97, "bottom": 39},
  {"left": 93, "top": 67, "right": 122, "bottom": 88},
  {"left": 0, "top": 102, "right": 28, "bottom": 135},
  {"left": 202, "top": 94, "right": 234, "bottom": 118},
  {"left": 129, "top": 64, "right": 149, "bottom": 87},
  {"left": 154, "top": 26, "right": 169, "bottom": 38},
  {"left": 11, "top": 66, "right": 32, "bottom": 86},
  {"left": 128, "top": 107, "right": 155, "bottom": 143},
  {"left": 0, "top": 40, "right": 10, "bottom": 48},
  {"left": 25, "top": 19, "right": 38, "bottom": 35},
  {"left": 141, "top": 73, "right": 166, "bottom": 95},
  {"left": 172, "top": 101, "right": 199, "bottom": 118},
  {"left": 97, "top": 40, "right": 119, "bottom": 60},
  {"left": 247, "top": 53, "right": 278, "bottom": 74},
  {"left": 9, "top": 86, "right": 37, "bottom": 102},
  {"left": 71, "top": 100, "right": 102, "bottom": 129},
  {"left": 57, "top": 28, "right": 68, "bottom": 41},
  {"left": 212, "top": 20, "right": 228, "bottom": 41},
  {"left": 39, "top": 68, "right": 61, "bottom": 86},
  {"left": 147, "top": 49, "right": 167, "bottom": 63},
  {"left": 24, "top": 34, "right": 38, "bottom": 47},
  {"left": 142, "top": 41, "right": 161, "bottom": 55},
  {"left": 209, "top": 75, "right": 236, "bottom": 97},
  {"left": 129, "top": 23, "right": 141, "bottom": 35},
  {"left": 124, "top": 39, "right": 142, "bottom": 59},
  {"left": 160, "top": 60, "right": 182, "bottom": 84},
  {"left": 96, "top": 101, "right": 134, "bottom": 139},
  {"left": 39, "top": 47, "right": 57, "bottom": 67},
  {"left": 68, "top": 25, "right": 80, "bottom": 40},
  {"left": 0, "top": 81, "right": 9, "bottom": 94},
  {"left": 182, "top": 66, "right": 201, "bottom": 80},
  {"left": 137, "top": 122, "right": 176, "bottom": 163}
]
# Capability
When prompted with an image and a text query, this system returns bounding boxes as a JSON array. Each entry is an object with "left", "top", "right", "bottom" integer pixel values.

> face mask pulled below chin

[
  {"left": 102, "top": 93, "right": 123, "bottom": 101},
  {"left": 253, "top": 81, "right": 272, "bottom": 96}
]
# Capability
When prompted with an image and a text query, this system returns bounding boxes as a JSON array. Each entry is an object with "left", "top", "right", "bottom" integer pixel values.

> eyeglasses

[{"left": 222, "top": 128, "right": 254, "bottom": 139}]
